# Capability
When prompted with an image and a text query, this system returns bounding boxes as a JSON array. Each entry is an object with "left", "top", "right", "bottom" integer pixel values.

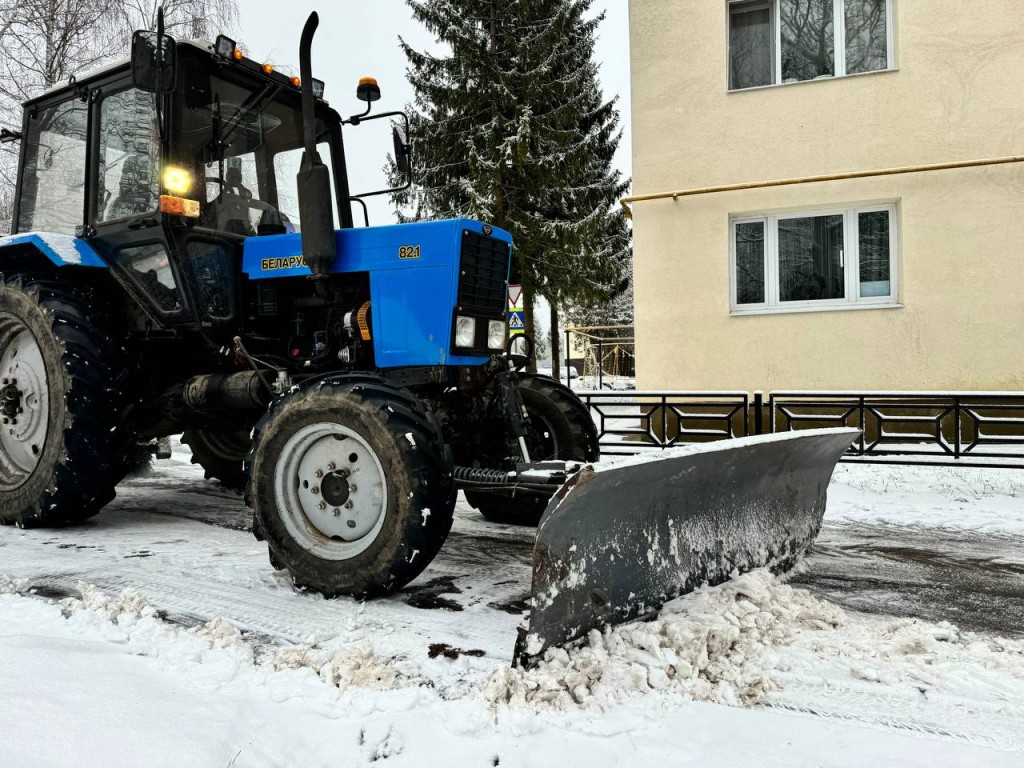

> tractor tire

[
  {"left": 0, "top": 273, "right": 133, "bottom": 528},
  {"left": 467, "top": 375, "right": 599, "bottom": 527},
  {"left": 247, "top": 376, "right": 456, "bottom": 597},
  {"left": 182, "top": 427, "right": 251, "bottom": 490}
]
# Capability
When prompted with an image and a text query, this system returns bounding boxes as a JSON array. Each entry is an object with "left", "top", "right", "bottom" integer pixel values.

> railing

[
  {"left": 576, "top": 391, "right": 749, "bottom": 456},
  {"left": 577, "top": 390, "right": 1024, "bottom": 468},
  {"left": 769, "top": 391, "right": 1024, "bottom": 469}
]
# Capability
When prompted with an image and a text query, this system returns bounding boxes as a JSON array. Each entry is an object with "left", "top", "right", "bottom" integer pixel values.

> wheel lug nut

[
  {"left": 327, "top": 462, "right": 336, "bottom": 471},
  {"left": 332, "top": 508, "right": 341, "bottom": 517},
  {"left": 311, "top": 486, "right": 319, "bottom": 495},
  {"left": 314, "top": 470, "right": 323, "bottom": 478},
  {"left": 344, "top": 500, "right": 353, "bottom": 509},
  {"left": 348, "top": 484, "right": 357, "bottom": 493},
  {"left": 346, "top": 519, "right": 356, "bottom": 529},
  {"left": 318, "top": 501, "right": 327, "bottom": 510}
]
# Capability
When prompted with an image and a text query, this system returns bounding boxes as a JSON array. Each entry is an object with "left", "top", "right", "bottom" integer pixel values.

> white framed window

[
  {"left": 730, "top": 203, "right": 899, "bottom": 314},
  {"left": 728, "top": 0, "right": 894, "bottom": 91}
]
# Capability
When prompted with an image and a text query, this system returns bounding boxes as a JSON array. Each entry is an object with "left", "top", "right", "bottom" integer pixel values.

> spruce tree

[{"left": 392, "top": 0, "right": 631, "bottom": 365}]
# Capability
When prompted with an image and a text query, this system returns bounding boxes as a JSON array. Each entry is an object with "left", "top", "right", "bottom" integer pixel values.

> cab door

[{"left": 87, "top": 81, "right": 193, "bottom": 324}]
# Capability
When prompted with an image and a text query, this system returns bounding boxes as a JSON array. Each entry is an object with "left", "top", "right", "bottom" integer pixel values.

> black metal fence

[
  {"left": 578, "top": 391, "right": 749, "bottom": 456},
  {"left": 576, "top": 390, "right": 1024, "bottom": 469}
]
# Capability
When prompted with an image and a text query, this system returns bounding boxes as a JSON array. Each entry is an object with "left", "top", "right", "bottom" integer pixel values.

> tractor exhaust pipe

[{"left": 297, "top": 12, "right": 337, "bottom": 278}]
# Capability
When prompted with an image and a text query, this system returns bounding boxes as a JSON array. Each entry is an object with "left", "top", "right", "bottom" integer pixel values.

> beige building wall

[{"left": 629, "top": 0, "right": 1024, "bottom": 391}]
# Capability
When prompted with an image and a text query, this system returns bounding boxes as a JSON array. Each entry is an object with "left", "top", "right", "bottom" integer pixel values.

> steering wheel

[{"left": 205, "top": 176, "right": 254, "bottom": 201}]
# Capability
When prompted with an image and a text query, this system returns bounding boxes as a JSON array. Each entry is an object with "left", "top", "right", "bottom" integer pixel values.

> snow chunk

[
  {"left": 482, "top": 569, "right": 1024, "bottom": 712},
  {"left": 192, "top": 617, "right": 245, "bottom": 649},
  {"left": 69, "top": 582, "right": 155, "bottom": 621},
  {"left": 0, "top": 574, "right": 28, "bottom": 595},
  {"left": 274, "top": 644, "right": 407, "bottom": 692}
]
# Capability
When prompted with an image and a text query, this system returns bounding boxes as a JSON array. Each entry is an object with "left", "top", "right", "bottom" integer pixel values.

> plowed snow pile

[{"left": 483, "top": 568, "right": 1024, "bottom": 711}]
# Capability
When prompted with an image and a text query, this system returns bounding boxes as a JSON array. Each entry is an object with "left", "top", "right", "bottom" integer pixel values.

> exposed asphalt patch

[
  {"left": 427, "top": 642, "right": 486, "bottom": 660},
  {"left": 404, "top": 576, "right": 466, "bottom": 612}
]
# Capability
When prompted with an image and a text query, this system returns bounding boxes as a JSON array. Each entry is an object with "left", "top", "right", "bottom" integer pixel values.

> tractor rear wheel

[
  {"left": 182, "top": 427, "right": 251, "bottom": 489},
  {"left": 247, "top": 378, "right": 456, "bottom": 597},
  {"left": 466, "top": 375, "right": 599, "bottom": 527},
  {"left": 0, "top": 274, "right": 132, "bottom": 528}
]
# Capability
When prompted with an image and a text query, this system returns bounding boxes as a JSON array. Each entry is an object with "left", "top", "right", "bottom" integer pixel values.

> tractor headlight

[
  {"left": 162, "top": 166, "right": 193, "bottom": 195},
  {"left": 487, "top": 320, "right": 506, "bottom": 350},
  {"left": 455, "top": 315, "right": 476, "bottom": 348}
]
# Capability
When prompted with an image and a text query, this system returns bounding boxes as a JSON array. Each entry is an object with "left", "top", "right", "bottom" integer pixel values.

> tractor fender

[{"left": 0, "top": 232, "right": 108, "bottom": 272}]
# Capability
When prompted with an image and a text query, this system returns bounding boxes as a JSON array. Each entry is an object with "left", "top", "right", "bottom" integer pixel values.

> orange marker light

[
  {"left": 290, "top": 76, "right": 301, "bottom": 88},
  {"left": 359, "top": 76, "right": 378, "bottom": 87},
  {"left": 159, "top": 195, "right": 201, "bottom": 218},
  {"left": 233, "top": 48, "right": 244, "bottom": 60},
  {"left": 262, "top": 62, "right": 274, "bottom": 75}
]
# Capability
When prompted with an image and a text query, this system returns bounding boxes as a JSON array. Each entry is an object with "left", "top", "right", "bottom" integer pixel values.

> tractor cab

[{"left": 12, "top": 35, "right": 354, "bottom": 331}]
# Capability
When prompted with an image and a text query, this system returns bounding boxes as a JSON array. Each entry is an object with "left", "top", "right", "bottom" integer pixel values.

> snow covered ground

[{"left": 2, "top": 439, "right": 1023, "bottom": 767}]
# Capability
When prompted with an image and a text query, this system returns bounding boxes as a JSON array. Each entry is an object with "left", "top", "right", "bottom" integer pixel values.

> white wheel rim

[
  {"left": 0, "top": 316, "right": 49, "bottom": 489},
  {"left": 273, "top": 422, "right": 388, "bottom": 561}
]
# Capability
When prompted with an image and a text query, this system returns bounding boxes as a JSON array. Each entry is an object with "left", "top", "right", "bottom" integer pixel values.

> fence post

[
  {"left": 564, "top": 330, "right": 571, "bottom": 386},
  {"left": 954, "top": 396, "right": 961, "bottom": 459},
  {"left": 753, "top": 391, "right": 763, "bottom": 435},
  {"left": 597, "top": 340, "right": 604, "bottom": 389}
]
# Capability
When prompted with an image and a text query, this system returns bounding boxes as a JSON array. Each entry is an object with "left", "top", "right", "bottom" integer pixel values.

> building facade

[{"left": 629, "top": 0, "right": 1024, "bottom": 391}]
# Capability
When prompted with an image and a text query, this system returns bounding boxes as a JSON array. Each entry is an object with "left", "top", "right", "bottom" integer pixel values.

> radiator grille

[{"left": 457, "top": 230, "right": 511, "bottom": 314}]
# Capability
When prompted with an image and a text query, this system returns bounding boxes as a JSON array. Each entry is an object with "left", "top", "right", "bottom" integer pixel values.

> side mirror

[
  {"left": 392, "top": 125, "right": 411, "bottom": 174},
  {"left": 131, "top": 31, "right": 176, "bottom": 93},
  {"left": 356, "top": 77, "right": 381, "bottom": 103}
]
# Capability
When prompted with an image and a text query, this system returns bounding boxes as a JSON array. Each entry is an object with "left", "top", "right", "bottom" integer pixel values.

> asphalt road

[{"left": 127, "top": 465, "right": 1024, "bottom": 640}]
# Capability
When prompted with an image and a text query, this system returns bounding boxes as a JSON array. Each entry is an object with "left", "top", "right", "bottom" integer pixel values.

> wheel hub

[
  {"left": 321, "top": 469, "right": 351, "bottom": 507},
  {"left": 273, "top": 423, "right": 389, "bottom": 561},
  {"left": 0, "top": 319, "right": 49, "bottom": 485},
  {"left": 1, "top": 378, "right": 23, "bottom": 423}
]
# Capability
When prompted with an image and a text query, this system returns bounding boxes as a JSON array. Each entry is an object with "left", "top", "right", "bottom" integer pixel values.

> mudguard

[
  {"left": 514, "top": 428, "right": 860, "bottom": 666},
  {"left": 0, "top": 232, "right": 107, "bottom": 269}
]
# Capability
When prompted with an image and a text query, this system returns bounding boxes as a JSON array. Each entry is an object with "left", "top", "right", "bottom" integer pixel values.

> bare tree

[
  {"left": 0, "top": 0, "right": 238, "bottom": 233},
  {"left": 113, "top": 0, "right": 238, "bottom": 41}
]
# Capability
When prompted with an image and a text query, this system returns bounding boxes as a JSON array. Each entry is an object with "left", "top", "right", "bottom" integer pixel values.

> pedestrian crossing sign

[{"left": 508, "top": 310, "right": 525, "bottom": 335}]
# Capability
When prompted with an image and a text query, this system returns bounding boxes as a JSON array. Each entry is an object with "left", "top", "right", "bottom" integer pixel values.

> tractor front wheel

[{"left": 247, "top": 378, "right": 456, "bottom": 597}]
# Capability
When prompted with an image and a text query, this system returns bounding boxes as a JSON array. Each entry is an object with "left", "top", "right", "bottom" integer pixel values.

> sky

[{"left": 236, "top": 0, "right": 632, "bottom": 226}]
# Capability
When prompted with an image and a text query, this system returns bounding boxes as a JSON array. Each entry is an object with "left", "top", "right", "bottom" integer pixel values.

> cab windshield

[{"left": 173, "top": 59, "right": 341, "bottom": 236}]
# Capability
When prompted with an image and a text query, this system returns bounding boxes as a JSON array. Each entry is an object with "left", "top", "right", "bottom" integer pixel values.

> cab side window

[
  {"left": 16, "top": 99, "right": 89, "bottom": 235},
  {"left": 97, "top": 89, "right": 160, "bottom": 222}
]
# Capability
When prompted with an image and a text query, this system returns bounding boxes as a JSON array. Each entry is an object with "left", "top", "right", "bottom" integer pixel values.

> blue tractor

[
  {"left": 0, "top": 13, "right": 596, "bottom": 595},
  {"left": 0, "top": 12, "right": 856, "bottom": 662}
]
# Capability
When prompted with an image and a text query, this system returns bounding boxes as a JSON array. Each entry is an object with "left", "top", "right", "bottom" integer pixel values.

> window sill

[
  {"left": 730, "top": 301, "right": 903, "bottom": 317},
  {"left": 728, "top": 67, "right": 898, "bottom": 95}
]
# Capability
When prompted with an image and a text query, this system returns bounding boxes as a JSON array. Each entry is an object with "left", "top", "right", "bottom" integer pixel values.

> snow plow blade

[{"left": 514, "top": 428, "right": 859, "bottom": 666}]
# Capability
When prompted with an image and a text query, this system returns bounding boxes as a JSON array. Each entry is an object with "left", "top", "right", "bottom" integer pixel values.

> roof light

[
  {"left": 262, "top": 62, "right": 274, "bottom": 75},
  {"left": 290, "top": 76, "right": 301, "bottom": 88},
  {"left": 356, "top": 76, "right": 381, "bottom": 103},
  {"left": 311, "top": 78, "right": 325, "bottom": 98},
  {"left": 214, "top": 34, "right": 236, "bottom": 59},
  {"left": 233, "top": 48, "right": 244, "bottom": 61}
]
